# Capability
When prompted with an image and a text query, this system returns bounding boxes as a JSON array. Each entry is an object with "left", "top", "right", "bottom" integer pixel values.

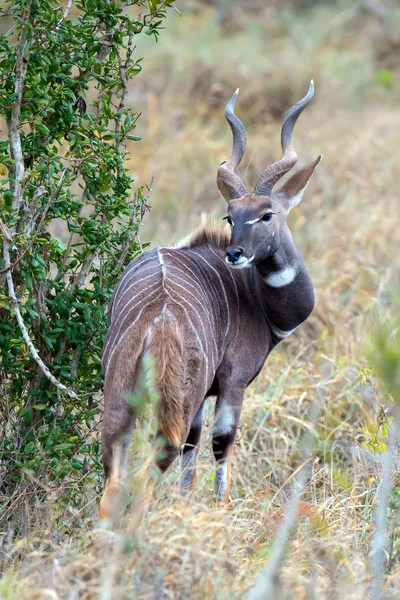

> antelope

[{"left": 100, "top": 81, "right": 321, "bottom": 521}]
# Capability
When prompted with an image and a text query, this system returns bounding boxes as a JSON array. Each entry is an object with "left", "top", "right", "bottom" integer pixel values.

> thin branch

[
  {"left": 2, "top": 235, "right": 79, "bottom": 402},
  {"left": 69, "top": 250, "right": 96, "bottom": 293},
  {"left": 1, "top": 157, "right": 72, "bottom": 275},
  {"left": 114, "top": 46, "right": 130, "bottom": 153},
  {"left": 8, "top": 1, "right": 32, "bottom": 225},
  {"left": 0, "top": 187, "right": 47, "bottom": 275}
]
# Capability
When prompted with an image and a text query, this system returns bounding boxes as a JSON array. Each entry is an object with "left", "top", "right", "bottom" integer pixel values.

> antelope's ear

[{"left": 275, "top": 155, "right": 322, "bottom": 210}]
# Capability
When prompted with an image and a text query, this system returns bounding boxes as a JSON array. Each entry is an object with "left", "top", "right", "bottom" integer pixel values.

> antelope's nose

[{"left": 226, "top": 247, "right": 243, "bottom": 264}]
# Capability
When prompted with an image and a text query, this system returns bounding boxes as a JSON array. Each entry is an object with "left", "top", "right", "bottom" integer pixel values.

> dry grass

[{"left": 1, "top": 1, "right": 400, "bottom": 598}]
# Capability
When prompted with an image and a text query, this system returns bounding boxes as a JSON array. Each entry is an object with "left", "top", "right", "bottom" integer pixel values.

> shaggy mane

[{"left": 174, "top": 214, "right": 230, "bottom": 250}]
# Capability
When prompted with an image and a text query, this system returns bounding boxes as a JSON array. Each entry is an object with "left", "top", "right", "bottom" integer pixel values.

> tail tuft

[{"left": 148, "top": 313, "right": 185, "bottom": 448}]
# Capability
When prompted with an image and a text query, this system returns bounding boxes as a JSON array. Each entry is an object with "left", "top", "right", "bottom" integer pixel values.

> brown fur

[
  {"left": 175, "top": 214, "right": 230, "bottom": 250},
  {"left": 148, "top": 314, "right": 185, "bottom": 448}
]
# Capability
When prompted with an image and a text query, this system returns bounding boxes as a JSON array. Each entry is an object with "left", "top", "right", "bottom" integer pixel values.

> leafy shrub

[{"left": 0, "top": 0, "right": 176, "bottom": 529}]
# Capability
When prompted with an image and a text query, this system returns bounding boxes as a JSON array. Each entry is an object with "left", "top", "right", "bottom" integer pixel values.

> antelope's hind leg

[
  {"left": 180, "top": 400, "right": 206, "bottom": 494},
  {"left": 100, "top": 404, "right": 134, "bottom": 525},
  {"left": 212, "top": 388, "right": 244, "bottom": 504}
]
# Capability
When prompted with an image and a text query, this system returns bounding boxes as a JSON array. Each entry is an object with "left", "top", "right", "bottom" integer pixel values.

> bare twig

[
  {"left": 58, "top": 0, "right": 73, "bottom": 26},
  {"left": 69, "top": 250, "right": 96, "bottom": 293},
  {"left": 0, "top": 187, "right": 47, "bottom": 275},
  {"left": 0, "top": 218, "right": 12, "bottom": 243},
  {"left": 114, "top": 46, "right": 130, "bottom": 153},
  {"left": 7, "top": 1, "right": 32, "bottom": 226},
  {"left": 2, "top": 235, "right": 79, "bottom": 401}
]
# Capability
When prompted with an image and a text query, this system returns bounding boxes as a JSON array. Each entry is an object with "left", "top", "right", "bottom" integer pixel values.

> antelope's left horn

[
  {"left": 217, "top": 89, "right": 249, "bottom": 202},
  {"left": 253, "top": 80, "right": 315, "bottom": 197}
]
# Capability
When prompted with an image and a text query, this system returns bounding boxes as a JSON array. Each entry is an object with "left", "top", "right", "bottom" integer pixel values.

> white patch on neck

[{"left": 265, "top": 264, "right": 297, "bottom": 288}]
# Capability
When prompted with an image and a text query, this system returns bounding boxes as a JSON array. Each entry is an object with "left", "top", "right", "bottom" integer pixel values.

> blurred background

[{"left": 130, "top": 0, "right": 400, "bottom": 262}]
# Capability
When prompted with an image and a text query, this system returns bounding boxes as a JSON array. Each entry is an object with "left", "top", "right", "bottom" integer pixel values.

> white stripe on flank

[
  {"left": 166, "top": 276, "right": 218, "bottom": 361},
  {"left": 111, "top": 256, "right": 156, "bottom": 320},
  {"left": 182, "top": 251, "right": 221, "bottom": 317},
  {"left": 189, "top": 249, "right": 231, "bottom": 344},
  {"left": 113, "top": 253, "right": 154, "bottom": 287},
  {"left": 104, "top": 291, "right": 164, "bottom": 372},
  {"left": 166, "top": 283, "right": 214, "bottom": 378},
  {"left": 167, "top": 255, "right": 220, "bottom": 339},
  {"left": 265, "top": 264, "right": 297, "bottom": 288},
  {"left": 178, "top": 251, "right": 221, "bottom": 348},
  {"left": 112, "top": 270, "right": 160, "bottom": 317},
  {"left": 165, "top": 264, "right": 213, "bottom": 314},
  {"left": 113, "top": 254, "right": 154, "bottom": 294},
  {"left": 209, "top": 247, "right": 240, "bottom": 350},
  {"left": 103, "top": 281, "right": 160, "bottom": 358},
  {"left": 162, "top": 293, "right": 208, "bottom": 396}
]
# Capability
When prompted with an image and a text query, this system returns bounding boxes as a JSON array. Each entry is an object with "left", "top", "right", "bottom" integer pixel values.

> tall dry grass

[{"left": 1, "top": 1, "right": 400, "bottom": 598}]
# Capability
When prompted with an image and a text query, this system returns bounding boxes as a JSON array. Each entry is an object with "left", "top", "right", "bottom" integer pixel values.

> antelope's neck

[{"left": 251, "top": 225, "right": 314, "bottom": 339}]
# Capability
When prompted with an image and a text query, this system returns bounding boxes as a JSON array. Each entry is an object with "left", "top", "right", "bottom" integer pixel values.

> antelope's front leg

[
  {"left": 213, "top": 388, "right": 244, "bottom": 503},
  {"left": 181, "top": 400, "right": 206, "bottom": 493}
]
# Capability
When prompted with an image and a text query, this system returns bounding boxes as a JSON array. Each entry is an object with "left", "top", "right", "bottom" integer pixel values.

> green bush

[{"left": 0, "top": 0, "right": 176, "bottom": 528}]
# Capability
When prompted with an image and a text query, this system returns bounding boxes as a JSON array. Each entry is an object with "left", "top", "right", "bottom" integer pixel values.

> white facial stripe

[
  {"left": 265, "top": 264, "right": 297, "bottom": 288},
  {"left": 245, "top": 217, "right": 261, "bottom": 225}
]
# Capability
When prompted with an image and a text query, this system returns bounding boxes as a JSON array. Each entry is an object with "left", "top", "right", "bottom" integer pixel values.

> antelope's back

[
  {"left": 102, "top": 249, "right": 164, "bottom": 376},
  {"left": 102, "top": 243, "right": 237, "bottom": 400}
]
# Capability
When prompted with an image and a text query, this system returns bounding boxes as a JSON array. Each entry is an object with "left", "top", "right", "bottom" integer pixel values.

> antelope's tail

[{"left": 147, "top": 313, "right": 185, "bottom": 448}]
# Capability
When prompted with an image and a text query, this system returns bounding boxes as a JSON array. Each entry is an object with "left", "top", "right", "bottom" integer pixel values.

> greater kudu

[{"left": 100, "top": 81, "right": 321, "bottom": 520}]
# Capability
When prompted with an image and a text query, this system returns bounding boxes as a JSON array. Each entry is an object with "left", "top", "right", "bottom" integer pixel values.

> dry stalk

[
  {"left": 370, "top": 406, "right": 400, "bottom": 600},
  {"left": 247, "top": 394, "right": 324, "bottom": 599}
]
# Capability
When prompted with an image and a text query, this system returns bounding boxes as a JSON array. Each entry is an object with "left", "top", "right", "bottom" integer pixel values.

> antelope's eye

[
  {"left": 223, "top": 216, "right": 233, "bottom": 226},
  {"left": 262, "top": 213, "right": 273, "bottom": 222}
]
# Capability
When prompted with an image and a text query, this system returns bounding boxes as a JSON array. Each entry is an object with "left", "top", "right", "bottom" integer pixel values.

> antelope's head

[{"left": 217, "top": 81, "right": 322, "bottom": 269}]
